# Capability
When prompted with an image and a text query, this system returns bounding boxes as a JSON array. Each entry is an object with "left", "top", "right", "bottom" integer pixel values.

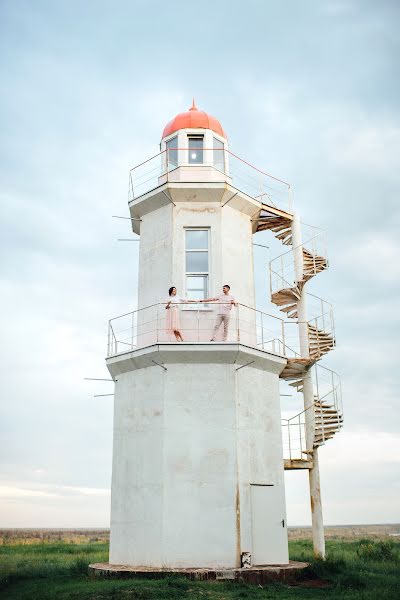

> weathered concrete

[
  {"left": 88, "top": 560, "right": 308, "bottom": 585},
  {"left": 133, "top": 185, "right": 259, "bottom": 315},
  {"left": 109, "top": 119, "right": 292, "bottom": 571},
  {"left": 107, "top": 344, "right": 289, "bottom": 569}
]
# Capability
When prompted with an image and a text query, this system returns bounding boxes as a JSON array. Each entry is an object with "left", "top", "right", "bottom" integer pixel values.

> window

[
  {"left": 188, "top": 136, "right": 204, "bottom": 164},
  {"left": 166, "top": 136, "right": 178, "bottom": 169},
  {"left": 185, "top": 229, "right": 209, "bottom": 300},
  {"left": 213, "top": 137, "right": 225, "bottom": 172}
]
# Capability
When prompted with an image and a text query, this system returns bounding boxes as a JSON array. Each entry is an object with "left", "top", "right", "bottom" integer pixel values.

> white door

[{"left": 250, "top": 484, "right": 289, "bottom": 565}]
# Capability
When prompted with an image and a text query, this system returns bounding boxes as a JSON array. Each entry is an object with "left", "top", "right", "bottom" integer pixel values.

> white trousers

[{"left": 211, "top": 314, "right": 230, "bottom": 341}]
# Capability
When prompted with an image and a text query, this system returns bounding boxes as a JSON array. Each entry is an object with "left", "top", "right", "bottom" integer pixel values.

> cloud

[{"left": 0, "top": 0, "right": 399, "bottom": 528}]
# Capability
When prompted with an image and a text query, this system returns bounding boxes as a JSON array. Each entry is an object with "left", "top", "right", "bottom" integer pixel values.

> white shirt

[
  {"left": 166, "top": 296, "right": 185, "bottom": 308},
  {"left": 213, "top": 294, "right": 236, "bottom": 315}
]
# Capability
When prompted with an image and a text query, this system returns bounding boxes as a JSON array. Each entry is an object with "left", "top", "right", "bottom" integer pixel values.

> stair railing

[
  {"left": 269, "top": 231, "right": 328, "bottom": 296},
  {"left": 314, "top": 364, "right": 343, "bottom": 428},
  {"left": 282, "top": 364, "right": 343, "bottom": 459},
  {"left": 282, "top": 402, "right": 315, "bottom": 460}
]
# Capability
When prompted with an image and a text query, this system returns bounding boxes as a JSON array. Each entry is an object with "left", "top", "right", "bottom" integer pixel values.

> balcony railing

[
  {"left": 107, "top": 302, "right": 304, "bottom": 358},
  {"left": 128, "top": 148, "right": 292, "bottom": 214},
  {"left": 107, "top": 300, "right": 337, "bottom": 371}
]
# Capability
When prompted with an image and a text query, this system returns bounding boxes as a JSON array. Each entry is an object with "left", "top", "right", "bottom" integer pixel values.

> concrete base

[
  {"left": 107, "top": 343, "right": 289, "bottom": 568},
  {"left": 89, "top": 561, "right": 308, "bottom": 585}
]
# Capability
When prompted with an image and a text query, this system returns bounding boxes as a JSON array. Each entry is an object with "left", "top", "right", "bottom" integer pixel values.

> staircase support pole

[
  {"left": 308, "top": 446, "right": 325, "bottom": 558},
  {"left": 291, "top": 213, "right": 326, "bottom": 559}
]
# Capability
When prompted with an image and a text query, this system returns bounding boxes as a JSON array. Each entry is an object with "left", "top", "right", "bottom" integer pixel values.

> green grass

[{"left": 0, "top": 539, "right": 399, "bottom": 599}]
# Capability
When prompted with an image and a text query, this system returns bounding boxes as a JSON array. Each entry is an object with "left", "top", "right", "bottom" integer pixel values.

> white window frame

[
  {"left": 187, "top": 135, "right": 204, "bottom": 165},
  {"left": 212, "top": 135, "right": 225, "bottom": 173},
  {"left": 184, "top": 227, "right": 210, "bottom": 309},
  {"left": 165, "top": 135, "right": 178, "bottom": 171}
]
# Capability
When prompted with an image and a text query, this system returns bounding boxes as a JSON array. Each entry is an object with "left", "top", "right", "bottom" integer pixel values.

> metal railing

[
  {"left": 107, "top": 302, "right": 305, "bottom": 358},
  {"left": 107, "top": 300, "right": 336, "bottom": 369},
  {"left": 306, "top": 293, "right": 335, "bottom": 338},
  {"left": 128, "top": 148, "right": 292, "bottom": 213},
  {"left": 269, "top": 230, "right": 328, "bottom": 298},
  {"left": 281, "top": 364, "right": 342, "bottom": 460}
]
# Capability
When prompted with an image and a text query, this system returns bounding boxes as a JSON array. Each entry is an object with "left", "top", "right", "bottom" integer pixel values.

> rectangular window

[
  {"left": 166, "top": 136, "right": 178, "bottom": 169},
  {"left": 213, "top": 137, "right": 225, "bottom": 172},
  {"left": 185, "top": 229, "right": 209, "bottom": 301},
  {"left": 188, "top": 136, "right": 204, "bottom": 164}
]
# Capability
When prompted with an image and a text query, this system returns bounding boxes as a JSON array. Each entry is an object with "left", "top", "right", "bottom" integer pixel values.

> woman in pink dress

[{"left": 165, "top": 287, "right": 188, "bottom": 341}]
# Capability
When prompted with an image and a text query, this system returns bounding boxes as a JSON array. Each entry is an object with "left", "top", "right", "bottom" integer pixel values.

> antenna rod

[
  {"left": 112, "top": 215, "right": 142, "bottom": 222},
  {"left": 84, "top": 377, "right": 114, "bottom": 382}
]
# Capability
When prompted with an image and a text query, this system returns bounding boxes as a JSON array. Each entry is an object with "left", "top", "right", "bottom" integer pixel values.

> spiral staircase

[{"left": 255, "top": 205, "right": 343, "bottom": 470}]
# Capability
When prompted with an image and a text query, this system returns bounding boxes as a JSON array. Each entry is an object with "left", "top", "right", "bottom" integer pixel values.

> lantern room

[{"left": 160, "top": 100, "right": 229, "bottom": 180}]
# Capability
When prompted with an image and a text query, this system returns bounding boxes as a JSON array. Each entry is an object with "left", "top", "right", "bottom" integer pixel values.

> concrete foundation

[{"left": 88, "top": 561, "right": 308, "bottom": 585}]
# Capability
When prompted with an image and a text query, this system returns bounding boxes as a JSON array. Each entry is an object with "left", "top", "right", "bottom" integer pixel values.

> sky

[{"left": 0, "top": 0, "right": 399, "bottom": 527}]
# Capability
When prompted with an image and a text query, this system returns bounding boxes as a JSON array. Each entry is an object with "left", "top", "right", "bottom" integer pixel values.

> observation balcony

[
  {"left": 127, "top": 149, "right": 293, "bottom": 234},
  {"left": 106, "top": 302, "right": 342, "bottom": 466},
  {"left": 108, "top": 302, "right": 320, "bottom": 361}
]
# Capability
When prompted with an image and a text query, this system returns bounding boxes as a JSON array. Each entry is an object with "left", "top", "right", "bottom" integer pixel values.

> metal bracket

[
  {"left": 253, "top": 243, "right": 269, "bottom": 250},
  {"left": 221, "top": 192, "right": 238, "bottom": 208},
  {"left": 112, "top": 215, "right": 142, "bottom": 222},
  {"left": 84, "top": 378, "right": 115, "bottom": 382},
  {"left": 151, "top": 359, "right": 167, "bottom": 371},
  {"left": 162, "top": 189, "right": 176, "bottom": 206},
  {"left": 235, "top": 360, "right": 255, "bottom": 371}
]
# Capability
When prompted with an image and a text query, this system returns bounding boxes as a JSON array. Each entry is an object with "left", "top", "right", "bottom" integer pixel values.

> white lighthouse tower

[{"left": 103, "top": 102, "right": 343, "bottom": 572}]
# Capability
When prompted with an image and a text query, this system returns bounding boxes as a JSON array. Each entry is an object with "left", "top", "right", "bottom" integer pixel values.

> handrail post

[
  {"left": 236, "top": 304, "right": 240, "bottom": 342},
  {"left": 299, "top": 417, "right": 302, "bottom": 458},
  {"left": 197, "top": 303, "right": 200, "bottom": 342},
  {"left": 261, "top": 312, "right": 264, "bottom": 350}
]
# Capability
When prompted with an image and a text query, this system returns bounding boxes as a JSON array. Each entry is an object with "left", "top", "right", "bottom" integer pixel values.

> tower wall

[
  {"left": 137, "top": 203, "right": 173, "bottom": 310},
  {"left": 137, "top": 199, "right": 256, "bottom": 331},
  {"left": 108, "top": 346, "right": 288, "bottom": 568}
]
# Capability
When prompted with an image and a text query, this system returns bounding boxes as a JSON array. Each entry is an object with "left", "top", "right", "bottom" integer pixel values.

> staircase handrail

[{"left": 269, "top": 231, "right": 327, "bottom": 267}]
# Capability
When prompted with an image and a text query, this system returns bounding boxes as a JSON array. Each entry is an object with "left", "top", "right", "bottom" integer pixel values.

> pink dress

[{"left": 166, "top": 296, "right": 185, "bottom": 334}]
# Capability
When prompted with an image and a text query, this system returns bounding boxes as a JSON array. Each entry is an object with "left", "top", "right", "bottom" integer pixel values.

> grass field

[{"left": 0, "top": 535, "right": 399, "bottom": 599}]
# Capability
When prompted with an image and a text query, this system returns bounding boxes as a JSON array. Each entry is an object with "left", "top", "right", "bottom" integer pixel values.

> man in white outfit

[{"left": 201, "top": 285, "right": 237, "bottom": 342}]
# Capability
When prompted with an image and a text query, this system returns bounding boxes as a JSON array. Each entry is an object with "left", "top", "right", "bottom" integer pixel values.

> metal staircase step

[{"left": 284, "top": 458, "right": 313, "bottom": 470}]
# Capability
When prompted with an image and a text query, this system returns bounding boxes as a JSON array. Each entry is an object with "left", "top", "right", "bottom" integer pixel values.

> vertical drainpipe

[{"left": 291, "top": 213, "right": 326, "bottom": 559}]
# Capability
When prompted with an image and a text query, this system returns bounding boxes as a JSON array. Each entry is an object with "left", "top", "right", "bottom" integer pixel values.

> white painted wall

[
  {"left": 137, "top": 203, "right": 173, "bottom": 310},
  {"left": 135, "top": 196, "right": 256, "bottom": 343},
  {"left": 235, "top": 365, "right": 288, "bottom": 564},
  {"left": 108, "top": 346, "right": 288, "bottom": 568},
  {"left": 111, "top": 127, "right": 288, "bottom": 569}
]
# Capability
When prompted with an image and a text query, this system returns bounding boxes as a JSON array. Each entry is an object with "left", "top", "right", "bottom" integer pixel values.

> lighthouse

[{"left": 103, "top": 102, "right": 343, "bottom": 571}]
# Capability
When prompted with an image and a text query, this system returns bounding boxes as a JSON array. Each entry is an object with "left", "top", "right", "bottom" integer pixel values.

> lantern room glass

[
  {"left": 188, "top": 137, "right": 204, "bottom": 164},
  {"left": 213, "top": 137, "right": 225, "bottom": 172},
  {"left": 166, "top": 136, "right": 178, "bottom": 169}
]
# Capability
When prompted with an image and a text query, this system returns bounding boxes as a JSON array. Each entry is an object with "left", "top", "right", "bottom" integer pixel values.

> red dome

[{"left": 162, "top": 100, "right": 227, "bottom": 140}]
